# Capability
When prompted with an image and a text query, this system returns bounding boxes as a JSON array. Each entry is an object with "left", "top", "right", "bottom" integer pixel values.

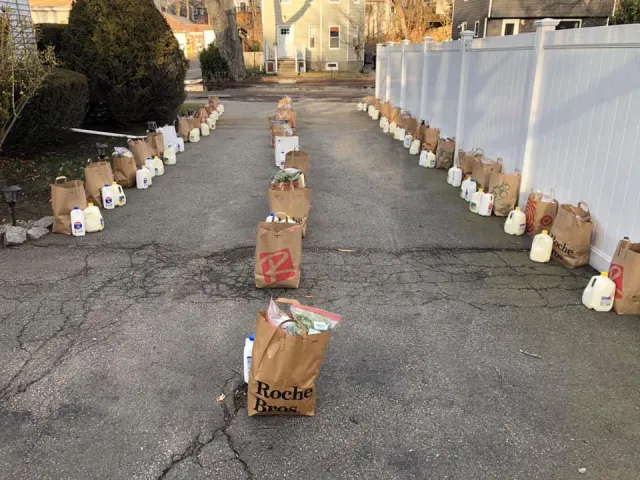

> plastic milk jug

[
  {"left": 111, "top": 182, "right": 126, "bottom": 207},
  {"left": 209, "top": 111, "right": 219, "bottom": 122},
  {"left": 395, "top": 126, "right": 405, "bottom": 141},
  {"left": 357, "top": 101, "right": 364, "bottom": 111},
  {"left": 163, "top": 145, "right": 177, "bottom": 165},
  {"left": 469, "top": 188, "right": 484, "bottom": 213},
  {"left": 382, "top": 119, "right": 390, "bottom": 134},
  {"left": 189, "top": 128, "right": 200, "bottom": 143},
  {"left": 389, "top": 121, "right": 397, "bottom": 136},
  {"left": 200, "top": 122, "right": 210, "bottom": 136},
  {"left": 367, "top": 105, "right": 374, "bottom": 117},
  {"left": 142, "top": 165, "right": 152, "bottom": 186},
  {"left": 136, "top": 168, "right": 149, "bottom": 189},
  {"left": 243, "top": 334, "right": 254, "bottom": 383},
  {"left": 217, "top": 103, "right": 224, "bottom": 115},
  {"left": 206, "top": 117, "right": 217, "bottom": 130},
  {"left": 380, "top": 116, "right": 388, "bottom": 129},
  {"left": 372, "top": 108, "right": 380, "bottom": 120},
  {"left": 478, "top": 191, "right": 494, "bottom": 216},
  {"left": 530, "top": 230, "right": 553, "bottom": 263},
  {"left": 176, "top": 137, "right": 185, "bottom": 153},
  {"left": 145, "top": 157, "right": 156, "bottom": 177},
  {"left": 582, "top": 272, "right": 616, "bottom": 312},
  {"left": 266, "top": 212, "right": 276, "bottom": 222},
  {"left": 70, "top": 206, "right": 85, "bottom": 237},
  {"left": 504, "top": 207, "right": 526, "bottom": 235},
  {"left": 152, "top": 156, "right": 164, "bottom": 176},
  {"left": 101, "top": 184, "right": 115, "bottom": 210},
  {"left": 447, "top": 165, "right": 462, "bottom": 186},
  {"left": 462, "top": 178, "right": 477, "bottom": 202},
  {"left": 83, "top": 203, "right": 104, "bottom": 233}
]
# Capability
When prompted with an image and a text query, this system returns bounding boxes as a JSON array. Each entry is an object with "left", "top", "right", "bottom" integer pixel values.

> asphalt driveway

[{"left": 1, "top": 92, "right": 638, "bottom": 480}]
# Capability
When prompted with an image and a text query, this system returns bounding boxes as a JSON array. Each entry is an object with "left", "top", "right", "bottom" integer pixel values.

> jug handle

[
  {"left": 55, "top": 176, "right": 68, "bottom": 184},
  {"left": 507, "top": 211, "right": 514, "bottom": 220}
]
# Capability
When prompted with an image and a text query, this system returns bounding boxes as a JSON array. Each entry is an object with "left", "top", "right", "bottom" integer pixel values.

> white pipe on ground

[{"left": 69, "top": 128, "right": 146, "bottom": 139}]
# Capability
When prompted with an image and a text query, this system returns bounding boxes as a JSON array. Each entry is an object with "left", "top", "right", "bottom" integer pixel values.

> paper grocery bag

[
  {"left": 459, "top": 149, "right": 484, "bottom": 174},
  {"left": 609, "top": 238, "right": 640, "bottom": 315},
  {"left": 416, "top": 124, "right": 440, "bottom": 152},
  {"left": 549, "top": 202, "right": 593, "bottom": 268},
  {"left": 147, "top": 131, "right": 165, "bottom": 157},
  {"left": 435, "top": 138, "right": 456, "bottom": 169},
  {"left": 284, "top": 151, "right": 310, "bottom": 176},
  {"left": 268, "top": 187, "right": 312, "bottom": 237},
  {"left": 51, "top": 177, "right": 88, "bottom": 235},
  {"left": 489, "top": 171, "right": 521, "bottom": 216},
  {"left": 525, "top": 191, "right": 558, "bottom": 236},
  {"left": 472, "top": 158, "right": 503, "bottom": 191},
  {"left": 84, "top": 160, "right": 115, "bottom": 205},
  {"left": 177, "top": 117, "right": 191, "bottom": 140},
  {"left": 255, "top": 222, "right": 303, "bottom": 288},
  {"left": 248, "top": 312, "right": 331, "bottom": 416},
  {"left": 113, "top": 155, "right": 137, "bottom": 188},
  {"left": 128, "top": 138, "right": 153, "bottom": 167}
]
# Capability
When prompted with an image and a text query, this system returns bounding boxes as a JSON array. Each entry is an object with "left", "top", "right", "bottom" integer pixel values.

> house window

[
  {"left": 329, "top": 26, "right": 340, "bottom": 49},
  {"left": 280, "top": 27, "right": 291, "bottom": 36},
  {"left": 240, "top": 2, "right": 247, "bottom": 10},
  {"left": 474, "top": 21, "right": 479, "bottom": 37},
  {"left": 326, "top": 62, "right": 339, "bottom": 70},
  {"left": 501, "top": 20, "right": 519, "bottom": 36},
  {"left": 390, "top": 6, "right": 396, "bottom": 16},
  {"left": 556, "top": 20, "right": 582, "bottom": 30},
  {"left": 309, "top": 25, "right": 316, "bottom": 49}
]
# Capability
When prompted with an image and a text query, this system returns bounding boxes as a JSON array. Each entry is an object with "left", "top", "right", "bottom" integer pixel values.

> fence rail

[{"left": 375, "top": 21, "right": 640, "bottom": 272}]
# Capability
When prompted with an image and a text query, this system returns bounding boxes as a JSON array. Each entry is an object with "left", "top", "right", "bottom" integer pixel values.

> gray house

[{"left": 451, "top": 0, "right": 616, "bottom": 40}]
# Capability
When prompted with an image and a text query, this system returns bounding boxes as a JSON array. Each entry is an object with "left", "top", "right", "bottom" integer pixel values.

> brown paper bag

[
  {"left": 277, "top": 109, "right": 297, "bottom": 130},
  {"left": 459, "top": 149, "right": 484, "bottom": 175},
  {"left": 195, "top": 108, "right": 209, "bottom": 123},
  {"left": 472, "top": 158, "right": 503, "bottom": 190},
  {"left": 177, "top": 117, "right": 191, "bottom": 140},
  {"left": 284, "top": 151, "right": 310, "bottom": 176},
  {"left": 255, "top": 222, "right": 303, "bottom": 288},
  {"left": 128, "top": 139, "right": 153, "bottom": 167},
  {"left": 268, "top": 187, "right": 312, "bottom": 237},
  {"left": 147, "top": 131, "right": 165, "bottom": 157},
  {"left": 489, "top": 171, "right": 521, "bottom": 217},
  {"left": 435, "top": 138, "right": 456, "bottom": 170},
  {"left": 365, "top": 95, "right": 376, "bottom": 105},
  {"left": 525, "top": 191, "right": 559, "bottom": 237},
  {"left": 270, "top": 123, "right": 291, "bottom": 147},
  {"left": 404, "top": 117, "right": 418, "bottom": 136},
  {"left": 389, "top": 108, "right": 401, "bottom": 125},
  {"left": 113, "top": 155, "right": 137, "bottom": 188},
  {"left": 84, "top": 161, "right": 115, "bottom": 205},
  {"left": 188, "top": 117, "right": 201, "bottom": 131},
  {"left": 51, "top": 177, "right": 88, "bottom": 235},
  {"left": 416, "top": 124, "right": 439, "bottom": 152},
  {"left": 549, "top": 202, "right": 593, "bottom": 268},
  {"left": 609, "top": 238, "right": 640, "bottom": 315},
  {"left": 248, "top": 312, "right": 331, "bottom": 416}
]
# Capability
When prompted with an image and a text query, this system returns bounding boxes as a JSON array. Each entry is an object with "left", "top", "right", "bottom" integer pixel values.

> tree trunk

[{"left": 205, "top": 0, "right": 246, "bottom": 81}]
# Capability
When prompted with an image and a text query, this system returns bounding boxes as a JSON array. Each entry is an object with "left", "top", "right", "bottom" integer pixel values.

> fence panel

[
  {"left": 528, "top": 25, "right": 640, "bottom": 270},
  {"left": 388, "top": 46, "right": 403, "bottom": 108},
  {"left": 422, "top": 43, "right": 461, "bottom": 137},
  {"left": 377, "top": 47, "right": 388, "bottom": 102},
  {"left": 463, "top": 34, "right": 536, "bottom": 173},
  {"left": 403, "top": 44, "right": 424, "bottom": 116}
]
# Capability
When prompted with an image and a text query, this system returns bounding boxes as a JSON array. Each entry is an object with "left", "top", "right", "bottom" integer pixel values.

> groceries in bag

[
  {"left": 101, "top": 184, "right": 115, "bottom": 210},
  {"left": 525, "top": 191, "right": 558, "bottom": 237},
  {"left": 254, "top": 221, "right": 303, "bottom": 289},
  {"left": 459, "top": 149, "right": 484, "bottom": 175},
  {"left": 266, "top": 299, "right": 342, "bottom": 336},
  {"left": 469, "top": 188, "right": 484, "bottom": 213},
  {"left": 472, "top": 158, "right": 503, "bottom": 191},
  {"left": 489, "top": 170, "right": 520, "bottom": 217},
  {"left": 84, "top": 160, "right": 115, "bottom": 206},
  {"left": 609, "top": 238, "right": 640, "bottom": 315},
  {"left": 111, "top": 182, "right": 126, "bottom": 207},
  {"left": 70, "top": 206, "right": 86, "bottom": 237},
  {"left": 582, "top": 272, "right": 615, "bottom": 312},
  {"left": 504, "top": 207, "right": 526, "bottom": 236},
  {"left": 83, "top": 203, "right": 104, "bottom": 233},
  {"left": 478, "top": 191, "right": 494, "bottom": 217},
  {"left": 549, "top": 202, "right": 593, "bottom": 268},
  {"left": 435, "top": 138, "right": 455, "bottom": 170},
  {"left": 136, "top": 168, "right": 149, "bottom": 190},
  {"left": 113, "top": 150, "right": 137, "bottom": 188},
  {"left": 243, "top": 334, "right": 254, "bottom": 383},
  {"left": 530, "top": 230, "right": 553, "bottom": 263}
]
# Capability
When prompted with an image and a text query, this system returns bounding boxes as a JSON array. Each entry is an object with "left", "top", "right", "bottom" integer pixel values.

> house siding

[
  {"left": 263, "top": 0, "right": 365, "bottom": 70},
  {"left": 490, "top": 0, "right": 615, "bottom": 19},
  {"left": 451, "top": 0, "right": 490, "bottom": 40},
  {"left": 487, "top": 16, "right": 610, "bottom": 37}
]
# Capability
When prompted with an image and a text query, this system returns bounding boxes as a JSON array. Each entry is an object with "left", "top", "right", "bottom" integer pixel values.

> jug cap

[
  {"left": 88, "top": 202, "right": 94, "bottom": 207},
  {"left": 112, "top": 181, "right": 118, "bottom": 184},
  {"left": 249, "top": 334, "right": 255, "bottom": 341},
  {"left": 478, "top": 188, "right": 484, "bottom": 192},
  {"left": 542, "top": 230, "right": 549, "bottom": 234},
  {"left": 515, "top": 206, "right": 521, "bottom": 211},
  {"left": 600, "top": 272, "right": 609, "bottom": 277}
]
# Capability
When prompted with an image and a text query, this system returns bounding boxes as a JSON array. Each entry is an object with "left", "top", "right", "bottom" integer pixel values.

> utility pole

[
  {"left": 175, "top": 0, "right": 180, "bottom": 16},
  {"left": 186, "top": 0, "right": 190, "bottom": 21}
]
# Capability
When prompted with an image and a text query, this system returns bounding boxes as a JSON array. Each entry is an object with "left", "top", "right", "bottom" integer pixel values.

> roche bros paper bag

[
  {"left": 84, "top": 160, "right": 115, "bottom": 205},
  {"left": 284, "top": 150, "right": 310, "bottom": 176},
  {"left": 268, "top": 187, "right": 312, "bottom": 237},
  {"left": 51, "top": 177, "right": 88, "bottom": 235},
  {"left": 435, "top": 138, "right": 456, "bottom": 169},
  {"left": 609, "top": 238, "right": 640, "bottom": 315},
  {"left": 255, "top": 222, "right": 303, "bottom": 288},
  {"left": 128, "top": 138, "right": 153, "bottom": 167},
  {"left": 113, "top": 155, "right": 137, "bottom": 188},
  {"left": 549, "top": 202, "right": 593, "bottom": 268},
  {"left": 248, "top": 312, "right": 331, "bottom": 416}
]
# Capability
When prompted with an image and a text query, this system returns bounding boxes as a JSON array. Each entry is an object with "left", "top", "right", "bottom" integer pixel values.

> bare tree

[
  {"left": 339, "top": 7, "right": 369, "bottom": 71},
  {"left": 205, "top": 0, "right": 246, "bottom": 80}
]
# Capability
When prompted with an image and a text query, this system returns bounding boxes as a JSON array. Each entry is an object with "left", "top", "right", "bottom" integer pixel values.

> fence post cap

[
  {"left": 423, "top": 36, "right": 433, "bottom": 43},
  {"left": 536, "top": 18, "right": 561, "bottom": 27},
  {"left": 460, "top": 31, "right": 475, "bottom": 39},
  {"left": 401, "top": 39, "right": 410, "bottom": 45},
  {"left": 376, "top": 42, "right": 384, "bottom": 46},
  {"left": 386, "top": 40, "right": 395, "bottom": 46}
]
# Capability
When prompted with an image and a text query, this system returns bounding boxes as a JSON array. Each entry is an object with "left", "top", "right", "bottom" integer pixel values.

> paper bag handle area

[{"left": 55, "top": 176, "right": 68, "bottom": 184}]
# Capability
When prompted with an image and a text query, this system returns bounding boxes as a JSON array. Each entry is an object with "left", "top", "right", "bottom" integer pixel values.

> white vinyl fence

[{"left": 375, "top": 20, "right": 640, "bottom": 272}]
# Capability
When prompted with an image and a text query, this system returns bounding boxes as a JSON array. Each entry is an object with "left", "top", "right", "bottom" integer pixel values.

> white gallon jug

[
  {"left": 409, "top": 139, "right": 421, "bottom": 155},
  {"left": 152, "top": 156, "right": 164, "bottom": 176},
  {"left": 379, "top": 116, "right": 387, "bottom": 129},
  {"left": 142, "top": 165, "right": 152, "bottom": 186},
  {"left": 163, "top": 145, "right": 177, "bottom": 165},
  {"left": 145, "top": 157, "right": 156, "bottom": 177},
  {"left": 382, "top": 119, "right": 390, "bottom": 134},
  {"left": 504, "top": 207, "right": 526, "bottom": 235},
  {"left": 209, "top": 111, "right": 219, "bottom": 122},
  {"left": 136, "top": 168, "right": 149, "bottom": 189},
  {"left": 418, "top": 150, "right": 436, "bottom": 168},
  {"left": 206, "top": 117, "right": 216, "bottom": 130},
  {"left": 111, "top": 182, "right": 126, "bottom": 207},
  {"left": 83, "top": 203, "right": 104, "bottom": 232},
  {"left": 395, "top": 127, "right": 405, "bottom": 141},
  {"left": 403, "top": 134, "right": 413, "bottom": 149},
  {"left": 176, "top": 137, "right": 185, "bottom": 153},
  {"left": 372, "top": 109, "right": 380, "bottom": 120},
  {"left": 189, "top": 128, "right": 200, "bottom": 143},
  {"left": 200, "top": 122, "right": 210, "bottom": 136},
  {"left": 70, "top": 206, "right": 86, "bottom": 237},
  {"left": 217, "top": 103, "right": 224, "bottom": 115},
  {"left": 582, "top": 272, "right": 616, "bottom": 312},
  {"left": 389, "top": 122, "right": 397, "bottom": 136},
  {"left": 357, "top": 102, "right": 364, "bottom": 111},
  {"left": 530, "top": 230, "right": 553, "bottom": 263},
  {"left": 101, "top": 184, "right": 115, "bottom": 210},
  {"left": 447, "top": 166, "right": 462, "bottom": 185},
  {"left": 478, "top": 191, "right": 494, "bottom": 216},
  {"left": 462, "top": 178, "right": 477, "bottom": 202},
  {"left": 469, "top": 188, "right": 484, "bottom": 213}
]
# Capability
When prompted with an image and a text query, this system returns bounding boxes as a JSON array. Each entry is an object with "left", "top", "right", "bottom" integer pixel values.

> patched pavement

[{"left": 1, "top": 92, "right": 639, "bottom": 479}]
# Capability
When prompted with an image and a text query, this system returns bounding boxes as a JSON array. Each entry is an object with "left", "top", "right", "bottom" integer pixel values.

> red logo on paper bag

[
  {"left": 609, "top": 264, "right": 624, "bottom": 299},
  {"left": 260, "top": 249, "right": 295, "bottom": 283},
  {"left": 540, "top": 215, "right": 554, "bottom": 227}
]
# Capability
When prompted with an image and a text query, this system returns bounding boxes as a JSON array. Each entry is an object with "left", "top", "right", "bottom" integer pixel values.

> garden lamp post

[
  {"left": 1, "top": 185, "right": 22, "bottom": 226},
  {"left": 96, "top": 143, "right": 108, "bottom": 160}
]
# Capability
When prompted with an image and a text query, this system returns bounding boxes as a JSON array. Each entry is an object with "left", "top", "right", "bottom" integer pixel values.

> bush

[
  {"left": 200, "top": 43, "right": 230, "bottom": 82},
  {"left": 6, "top": 68, "right": 88, "bottom": 146},
  {"left": 61, "top": 0, "right": 187, "bottom": 126},
  {"left": 36, "top": 23, "right": 67, "bottom": 56}
]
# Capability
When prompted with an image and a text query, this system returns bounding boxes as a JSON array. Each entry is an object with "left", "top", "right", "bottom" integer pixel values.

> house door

[{"left": 278, "top": 25, "right": 294, "bottom": 58}]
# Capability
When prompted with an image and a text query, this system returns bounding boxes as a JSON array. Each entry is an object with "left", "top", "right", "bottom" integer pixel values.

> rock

[
  {"left": 34, "top": 216, "right": 54, "bottom": 230},
  {"left": 16, "top": 219, "right": 35, "bottom": 229},
  {"left": 578, "top": 468, "right": 587, "bottom": 474},
  {"left": 3, "top": 226, "right": 27, "bottom": 246},
  {"left": 27, "top": 227, "right": 50, "bottom": 241}
]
